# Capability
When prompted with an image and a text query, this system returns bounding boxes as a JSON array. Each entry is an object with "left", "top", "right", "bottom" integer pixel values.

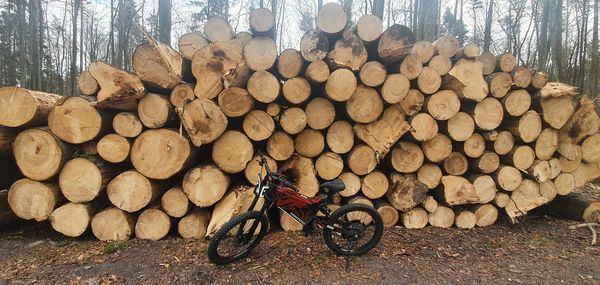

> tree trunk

[
  {"left": 424, "top": 90, "right": 460, "bottom": 120},
  {"left": 326, "top": 69, "right": 357, "bottom": 102},
  {"left": 243, "top": 110, "right": 275, "bottom": 142},
  {"left": 305, "top": 60, "right": 330, "bottom": 83},
  {"left": 0, "top": 87, "right": 63, "bottom": 128},
  {"left": 409, "top": 113, "right": 438, "bottom": 142},
  {"left": 454, "top": 209, "right": 476, "bottom": 229},
  {"left": 502, "top": 90, "right": 531, "bottom": 117},
  {"left": 91, "top": 207, "right": 135, "bottom": 241},
  {"left": 442, "top": 59, "right": 488, "bottom": 102},
  {"left": 294, "top": 129, "right": 325, "bottom": 158},
  {"left": 417, "top": 163, "right": 442, "bottom": 189},
  {"left": 486, "top": 72, "right": 513, "bottom": 98},
  {"left": 317, "top": 2, "right": 348, "bottom": 36},
  {"left": 315, "top": 152, "right": 344, "bottom": 181},
  {"left": 327, "top": 30, "right": 368, "bottom": 71},
  {"left": 283, "top": 77, "right": 312, "bottom": 104},
  {"left": 354, "top": 104, "right": 411, "bottom": 159},
  {"left": 428, "top": 206, "right": 455, "bottom": 228},
  {"left": 277, "top": 49, "right": 304, "bottom": 79},
  {"left": 217, "top": 88, "right": 253, "bottom": 118},
  {"left": 504, "top": 111, "right": 542, "bottom": 143},
  {"left": 356, "top": 15, "right": 383, "bottom": 43},
  {"left": 346, "top": 85, "right": 384, "bottom": 124},
  {"left": 13, "top": 128, "right": 74, "bottom": 181},
  {"left": 422, "top": 133, "right": 452, "bottom": 163},
  {"left": 479, "top": 52, "right": 497, "bottom": 75},
  {"left": 267, "top": 131, "right": 295, "bottom": 161},
  {"left": 305, "top": 98, "right": 335, "bottom": 130},
  {"left": 361, "top": 171, "right": 389, "bottom": 199},
  {"left": 374, "top": 200, "right": 399, "bottom": 228},
  {"left": 50, "top": 203, "right": 96, "bottom": 237},
  {"left": 107, "top": 170, "right": 167, "bottom": 212},
  {"left": 400, "top": 54, "right": 423, "bottom": 80},
  {"left": 8, "top": 178, "right": 61, "bottom": 221},
  {"left": 79, "top": 70, "right": 99, "bottom": 95},
  {"left": 381, "top": 74, "right": 410, "bottom": 103},
  {"left": 178, "top": 208, "right": 211, "bottom": 239},
  {"left": 135, "top": 208, "right": 171, "bottom": 241},
  {"left": 59, "top": 158, "right": 117, "bottom": 203},
  {"left": 300, "top": 30, "right": 330, "bottom": 62},
  {"left": 417, "top": 67, "right": 442, "bottom": 94},
  {"left": 401, "top": 207, "right": 429, "bottom": 229},
  {"left": 97, "top": 134, "right": 131, "bottom": 163},
  {"left": 444, "top": 112, "right": 474, "bottom": 141},
  {"left": 245, "top": 154, "right": 278, "bottom": 185},
  {"left": 326, "top": 121, "right": 354, "bottom": 154},
  {"left": 212, "top": 131, "right": 254, "bottom": 174},
  {"left": 378, "top": 24, "right": 416, "bottom": 63},
  {"left": 428, "top": 55, "right": 452, "bottom": 76},
  {"left": 244, "top": 37, "right": 278, "bottom": 71},
  {"left": 177, "top": 32, "right": 209, "bottom": 60},
  {"left": 410, "top": 41, "right": 435, "bottom": 63}
]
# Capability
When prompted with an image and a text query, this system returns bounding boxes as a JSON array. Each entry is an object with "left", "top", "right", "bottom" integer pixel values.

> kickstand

[{"left": 344, "top": 241, "right": 355, "bottom": 273}]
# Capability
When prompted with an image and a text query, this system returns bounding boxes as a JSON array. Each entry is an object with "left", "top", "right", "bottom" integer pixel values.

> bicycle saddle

[{"left": 320, "top": 179, "right": 345, "bottom": 193}]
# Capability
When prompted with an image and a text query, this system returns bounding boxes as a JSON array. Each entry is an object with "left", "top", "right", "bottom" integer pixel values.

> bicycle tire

[{"left": 322, "top": 203, "right": 384, "bottom": 256}]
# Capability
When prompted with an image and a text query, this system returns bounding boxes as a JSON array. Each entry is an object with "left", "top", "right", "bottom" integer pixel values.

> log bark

[
  {"left": 479, "top": 52, "right": 497, "bottom": 75},
  {"left": 283, "top": 77, "right": 312, "bottom": 104},
  {"left": 326, "top": 120, "right": 354, "bottom": 154},
  {"left": 493, "top": 165, "right": 523, "bottom": 191},
  {"left": 346, "top": 85, "right": 384, "bottom": 123},
  {"left": 300, "top": 30, "right": 330, "bottom": 62},
  {"left": 327, "top": 30, "right": 368, "bottom": 71},
  {"left": 338, "top": 172, "right": 361, "bottom": 197},
  {"left": 177, "top": 32, "right": 209, "bottom": 60},
  {"left": 386, "top": 173, "right": 428, "bottom": 212},
  {"left": 13, "top": 128, "right": 73, "bottom": 181},
  {"left": 377, "top": 24, "right": 416, "bottom": 64},
  {"left": 417, "top": 67, "right": 442, "bottom": 94},
  {"left": 131, "top": 129, "right": 198, "bottom": 179},
  {"left": 112, "top": 112, "right": 143, "bottom": 138},
  {"left": 425, "top": 90, "right": 460, "bottom": 120},
  {"left": 89, "top": 61, "right": 146, "bottom": 111},
  {"left": 305, "top": 60, "right": 330, "bottom": 83},
  {"left": 267, "top": 131, "right": 295, "bottom": 161},
  {"left": 48, "top": 96, "right": 110, "bottom": 144},
  {"left": 132, "top": 40, "right": 184, "bottom": 90},
  {"left": 361, "top": 171, "right": 389, "bottom": 199},
  {"left": 135, "top": 208, "right": 171, "bottom": 241},
  {"left": 443, "top": 152, "right": 469, "bottom": 176},
  {"left": 161, "top": 186, "right": 190, "bottom": 218},
  {"left": 505, "top": 111, "right": 542, "bottom": 143},
  {"left": 374, "top": 200, "right": 399, "bottom": 228},
  {"left": 59, "top": 157, "right": 117, "bottom": 203},
  {"left": 428, "top": 206, "right": 455, "bottom": 228},
  {"left": 347, "top": 144, "right": 377, "bottom": 176},
  {"left": 326, "top": 69, "right": 357, "bottom": 102},
  {"left": 281, "top": 155, "right": 319, "bottom": 197},
  {"left": 356, "top": 14, "right": 383, "bottom": 43},
  {"left": 422, "top": 133, "right": 452, "bottom": 163},
  {"left": 243, "top": 110, "right": 275, "bottom": 141},
  {"left": 277, "top": 49, "right": 304, "bottom": 79},
  {"left": 409, "top": 113, "right": 438, "bottom": 142},
  {"left": 294, "top": 128, "right": 325, "bottom": 158},
  {"left": 315, "top": 152, "right": 344, "bottom": 180},
  {"left": 212, "top": 131, "right": 254, "bottom": 174},
  {"left": 248, "top": 71, "right": 280, "bottom": 103},
  {"left": 428, "top": 55, "right": 452, "bottom": 76},
  {"left": 79, "top": 70, "right": 99, "bottom": 95},
  {"left": 549, "top": 193, "right": 600, "bottom": 223},
  {"left": 244, "top": 36, "right": 278, "bottom": 71},
  {"left": 107, "top": 170, "right": 166, "bottom": 212},
  {"left": 438, "top": 175, "right": 479, "bottom": 206},
  {"left": 381, "top": 73, "right": 410, "bottom": 104},
  {"left": 496, "top": 53, "right": 516, "bottom": 72},
  {"left": 401, "top": 207, "right": 429, "bottom": 229},
  {"left": 203, "top": 17, "right": 234, "bottom": 42},
  {"left": 137, "top": 93, "right": 176, "bottom": 128},
  {"left": 486, "top": 72, "right": 513, "bottom": 98},
  {"left": 512, "top": 66, "right": 532, "bottom": 88},
  {"left": 410, "top": 40, "right": 434, "bottom": 63},
  {"left": 359, "top": 61, "right": 387, "bottom": 87},
  {"left": 178, "top": 208, "right": 211, "bottom": 239},
  {"left": 442, "top": 59, "right": 488, "bottom": 102},
  {"left": 305, "top": 97, "right": 335, "bottom": 130},
  {"left": 183, "top": 164, "right": 229, "bottom": 207},
  {"left": 50, "top": 203, "right": 95, "bottom": 237},
  {"left": 390, "top": 142, "right": 424, "bottom": 173},
  {"left": 417, "top": 163, "right": 442, "bottom": 189},
  {"left": 8, "top": 178, "right": 60, "bottom": 221},
  {"left": 91, "top": 207, "right": 135, "bottom": 241},
  {"left": 399, "top": 54, "right": 423, "bottom": 80},
  {"left": 179, "top": 99, "right": 228, "bottom": 146},
  {"left": 97, "top": 134, "right": 131, "bottom": 163}
]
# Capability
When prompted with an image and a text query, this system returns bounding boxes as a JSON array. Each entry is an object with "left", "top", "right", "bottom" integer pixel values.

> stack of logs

[{"left": 1, "top": 3, "right": 600, "bottom": 241}]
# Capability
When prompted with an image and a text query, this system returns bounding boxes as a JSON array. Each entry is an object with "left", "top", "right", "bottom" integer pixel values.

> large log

[
  {"left": 13, "top": 128, "right": 73, "bottom": 181},
  {"left": 425, "top": 90, "right": 460, "bottom": 120},
  {"left": 417, "top": 163, "right": 442, "bottom": 189},
  {"left": 493, "top": 165, "right": 523, "bottom": 191},
  {"left": 295, "top": 128, "right": 325, "bottom": 158},
  {"left": 212, "top": 130, "right": 254, "bottom": 174},
  {"left": 409, "top": 113, "right": 438, "bottom": 142},
  {"left": 428, "top": 206, "right": 455, "bottom": 228},
  {"left": 390, "top": 142, "right": 424, "bottom": 173},
  {"left": 410, "top": 40, "right": 434, "bottom": 63},
  {"left": 496, "top": 53, "right": 516, "bottom": 73},
  {"left": 386, "top": 173, "right": 428, "bottom": 212},
  {"left": 502, "top": 90, "right": 531, "bottom": 117},
  {"left": 281, "top": 155, "right": 319, "bottom": 197},
  {"left": 356, "top": 14, "right": 383, "bottom": 43},
  {"left": 347, "top": 144, "right": 377, "bottom": 176},
  {"left": 161, "top": 186, "right": 190, "bottom": 218},
  {"left": 399, "top": 54, "right": 423, "bottom": 80},
  {"left": 374, "top": 200, "right": 399, "bottom": 228},
  {"left": 178, "top": 208, "right": 211, "bottom": 239},
  {"left": 582, "top": 133, "right": 600, "bottom": 163},
  {"left": 338, "top": 172, "right": 361, "bottom": 197},
  {"left": 377, "top": 24, "right": 416, "bottom": 64},
  {"left": 479, "top": 52, "right": 497, "bottom": 75},
  {"left": 511, "top": 66, "right": 532, "bottom": 88},
  {"left": 267, "top": 131, "right": 295, "bottom": 161},
  {"left": 91, "top": 207, "right": 135, "bottom": 241},
  {"left": 78, "top": 70, "right": 99, "bottom": 95},
  {"left": 484, "top": 130, "right": 514, "bottom": 155},
  {"left": 454, "top": 210, "right": 477, "bottom": 229},
  {"left": 131, "top": 129, "right": 199, "bottom": 179},
  {"left": 135, "top": 208, "right": 171, "bottom": 241},
  {"left": 535, "top": 128, "right": 558, "bottom": 160},
  {"left": 422, "top": 133, "right": 452, "bottom": 163},
  {"left": 97, "top": 134, "right": 131, "bottom": 163},
  {"left": 49, "top": 203, "right": 95, "bottom": 237},
  {"left": 549, "top": 193, "right": 600, "bottom": 223},
  {"left": 59, "top": 158, "right": 117, "bottom": 203},
  {"left": 346, "top": 85, "right": 384, "bottom": 123},
  {"left": 305, "top": 60, "right": 330, "bottom": 83},
  {"left": 463, "top": 133, "right": 486, "bottom": 158},
  {"left": 245, "top": 154, "right": 278, "bottom": 185},
  {"left": 359, "top": 61, "right": 387, "bottom": 87},
  {"left": 277, "top": 49, "right": 304, "bottom": 79},
  {"left": 505, "top": 110, "right": 542, "bottom": 143},
  {"left": 137, "top": 93, "right": 176, "bottom": 128},
  {"left": 443, "top": 152, "right": 468, "bottom": 176},
  {"left": 243, "top": 110, "right": 275, "bottom": 141},
  {"left": 112, "top": 112, "right": 143, "bottom": 138},
  {"left": 327, "top": 30, "right": 368, "bottom": 71},
  {"left": 327, "top": 120, "right": 354, "bottom": 154},
  {"left": 417, "top": 67, "right": 442, "bottom": 94},
  {"left": 469, "top": 175, "right": 497, "bottom": 204},
  {"left": 503, "top": 145, "right": 536, "bottom": 171},
  {"left": 473, "top": 204, "right": 499, "bottom": 227},
  {"left": 505, "top": 179, "right": 548, "bottom": 222},
  {"left": 433, "top": 35, "right": 460, "bottom": 57},
  {"left": 280, "top": 107, "right": 307, "bottom": 135},
  {"left": 248, "top": 71, "right": 280, "bottom": 103},
  {"left": 402, "top": 207, "right": 429, "bottom": 229},
  {"left": 315, "top": 152, "right": 344, "bottom": 180},
  {"left": 561, "top": 96, "right": 600, "bottom": 143},
  {"left": 361, "top": 171, "right": 389, "bottom": 199},
  {"left": 8, "top": 178, "right": 60, "bottom": 221},
  {"left": 470, "top": 151, "right": 500, "bottom": 174},
  {"left": 468, "top": 97, "right": 504, "bottom": 131},
  {"left": 429, "top": 55, "right": 452, "bottom": 76},
  {"left": 400, "top": 89, "right": 425, "bottom": 115},
  {"left": 48, "top": 96, "right": 110, "bottom": 144},
  {"left": 283, "top": 77, "right": 312, "bottom": 104},
  {"left": 178, "top": 99, "right": 228, "bottom": 147},
  {"left": 539, "top": 96, "right": 575, "bottom": 129},
  {"left": 317, "top": 2, "right": 348, "bottom": 36},
  {"left": 442, "top": 59, "right": 488, "bottom": 102},
  {"left": 217, "top": 87, "right": 253, "bottom": 118},
  {"left": 326, "top": 69, "right": 357, "bottom": 102},
  {"left": 192, "top": 41, "right": 249, "bottom": 99},
  {"left": 445, "top": 112, "right": 474, "bottom": 141},
  {"left": 381, "top": 73, "right": 410, "bottom": 104},
  {"left": 132, "top": 40, "right": 184, "bottom": 90},
  {"left": 530, "top": 71, "right": 549, "bottom": 89},
  {"left": 249, "top": 7, "right": 275, "bottom": 37},
  {"left": 107, "top": 170, "right": 167, "bottom": 212},
  {"left": 244, "top": 36, "right": 278, "bottom": 71},
  {"left": 485, "top": 72, "right": 513, "bottom": 98},
  {"left": 88, "top": 61, "right": 146, "bottom": 110},
  {"left": 305, "top": 97, "right": 335, "bottom": 130},
  {"left": 183, "top": 164, "right": 229, "bottom": 207}
]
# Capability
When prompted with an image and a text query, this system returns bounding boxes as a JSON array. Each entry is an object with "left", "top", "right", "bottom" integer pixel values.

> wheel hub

[{"left": 342, "top": 222, "right": 366, "bottom": 241}]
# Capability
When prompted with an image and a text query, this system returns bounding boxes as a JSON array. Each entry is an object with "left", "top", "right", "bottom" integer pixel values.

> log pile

[{"left": 1, "top": 4, "right": 599, "bottom": 241}]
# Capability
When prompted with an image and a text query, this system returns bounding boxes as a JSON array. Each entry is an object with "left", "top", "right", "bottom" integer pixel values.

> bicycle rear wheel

[
  {"left": 322, "top": 203, "right": 384, "bottom": 256},
  {"left": 207, "top": 211, "right": 269, "bottom": 265}
]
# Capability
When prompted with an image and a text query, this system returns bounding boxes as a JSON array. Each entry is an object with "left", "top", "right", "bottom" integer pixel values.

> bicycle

[{"left": 207, "top": 151, "right": 384, "bottom": 265}]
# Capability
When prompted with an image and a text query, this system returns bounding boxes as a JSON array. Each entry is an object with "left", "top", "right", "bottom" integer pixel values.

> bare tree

[{"left": 483, "top": 0, "right": 494, "bottom": 52}]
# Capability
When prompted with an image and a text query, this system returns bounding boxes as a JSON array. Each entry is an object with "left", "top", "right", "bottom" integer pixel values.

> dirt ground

[{"left": 0, "top": 215, "right": 599, "bottom": 285}]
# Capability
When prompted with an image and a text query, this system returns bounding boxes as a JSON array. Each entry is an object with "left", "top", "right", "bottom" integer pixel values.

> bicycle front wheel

[
  {"left": 322, "top": 203, "right": 384, "bottom": 256},
  {"left": 207, "top": 211, "right": 269, "bottom": 265}
]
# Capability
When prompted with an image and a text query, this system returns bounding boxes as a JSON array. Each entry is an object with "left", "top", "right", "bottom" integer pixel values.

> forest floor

[{"left": 0, "top": 215, "right": 599, "bottom": 285}]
